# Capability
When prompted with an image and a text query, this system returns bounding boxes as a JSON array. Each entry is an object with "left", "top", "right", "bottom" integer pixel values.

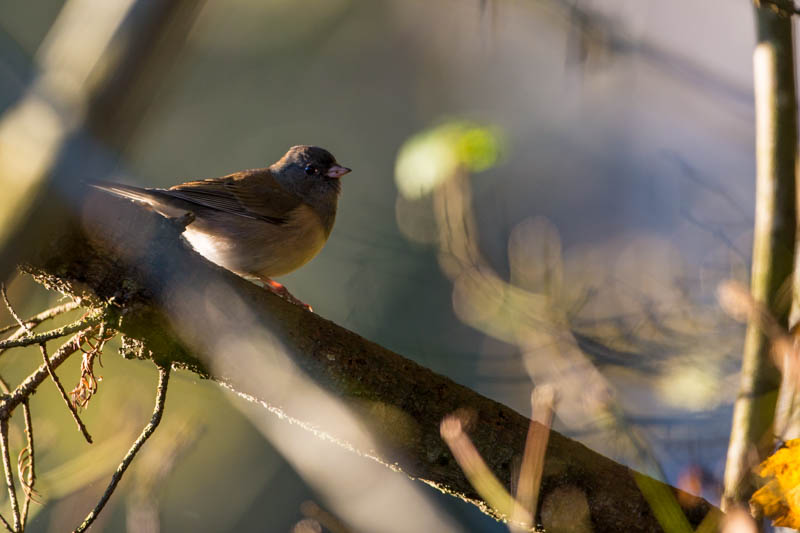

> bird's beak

[{"left": 326, "top": 165, "right": 351, "bottom": 178}]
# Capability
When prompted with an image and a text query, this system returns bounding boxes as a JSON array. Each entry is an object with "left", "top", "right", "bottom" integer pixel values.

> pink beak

[{"left": 326, "top": 165, "right": 351, "bottom": 178}]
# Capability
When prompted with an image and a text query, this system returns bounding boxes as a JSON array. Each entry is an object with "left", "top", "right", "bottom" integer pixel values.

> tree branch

[
  {"left": 20, "top": 192, "right": 721, "bottom": 531},
  {"left": 0, "top": 419, "right": 19, "bottom": 532}
]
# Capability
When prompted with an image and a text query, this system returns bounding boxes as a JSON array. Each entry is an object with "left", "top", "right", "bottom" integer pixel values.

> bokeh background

[{"left": 0, "top": 0, "right": 763, "bottom": 531}]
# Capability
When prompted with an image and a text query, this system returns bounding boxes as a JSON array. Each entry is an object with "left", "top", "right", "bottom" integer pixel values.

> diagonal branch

[
  {"left": 39, "top": 343, "right": 93, "bottom": 444},
  {"left": 19, "top": 191, "right": 722, "bottom": 531}
]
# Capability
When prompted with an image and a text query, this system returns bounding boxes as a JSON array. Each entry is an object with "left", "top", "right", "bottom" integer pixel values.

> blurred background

[{"left": 0, "top": 0, "right": 763, "bottom": 531}]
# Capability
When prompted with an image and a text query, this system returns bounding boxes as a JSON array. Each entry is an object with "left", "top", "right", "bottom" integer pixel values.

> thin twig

[
  {"left": 39, "top": 343, "right": 92, "bottom": 444},
  {"left": 0, "top": 419, "right": 20, "bottom": 532},
  {"left": 0, "top": 512, "right": 13, "bottom": 533},
  {"left": 0, "top": 301, "right": 81, "bottom": 337},
  {"left": 510, "top": 385, "right": 556, "bottom": 531},
  {"left": 74, "top": 364, "right": 171, "bottom": 533},
  {"left": 0, "top": 332, "right": 86, "bottom": 417},
  {"left": 19, "top": 400, "right": 36, "bottom": 528},
  {"left": 1, "top": 283, "right": 30, "bottom": 334},
  {"left": 0, "top": 317, "right": 100, "bottom": 351}
]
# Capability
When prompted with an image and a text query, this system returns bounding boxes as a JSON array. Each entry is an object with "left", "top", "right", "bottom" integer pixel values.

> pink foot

[{"left": 262, "top": 279, "right": 312, "bottom": 312}]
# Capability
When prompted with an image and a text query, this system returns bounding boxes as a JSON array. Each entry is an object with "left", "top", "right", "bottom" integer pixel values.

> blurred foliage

[{"left": 394, "top": 121, "right": 505, "bottom": 200}]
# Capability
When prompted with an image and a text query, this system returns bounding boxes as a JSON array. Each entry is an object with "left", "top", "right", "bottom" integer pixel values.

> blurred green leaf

[{"left": 394, "top": 120, "right": 506, "bottom": 199}]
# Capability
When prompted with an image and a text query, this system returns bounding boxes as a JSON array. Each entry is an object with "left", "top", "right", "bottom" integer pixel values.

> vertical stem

[
  {"left": 20, "top": 401, "right": 35, "bottom": 529},
  {"left": 723, "top": 1, "right": 797, "bottom": 511},
  {"left": 0, "top": 419, "right": 20, "bottom": 532}
]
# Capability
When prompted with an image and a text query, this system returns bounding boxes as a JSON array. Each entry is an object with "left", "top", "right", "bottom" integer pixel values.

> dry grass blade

[
  {"left": 70, "top": 324, "right": 112, "bottom": 409},
  {"left": 17, "top": 449, "right": 40, "bottom": 503}
]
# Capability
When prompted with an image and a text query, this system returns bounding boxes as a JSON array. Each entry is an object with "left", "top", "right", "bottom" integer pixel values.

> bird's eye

[{"left": 305, "top": 165, "right": 319, "bottom": 176}]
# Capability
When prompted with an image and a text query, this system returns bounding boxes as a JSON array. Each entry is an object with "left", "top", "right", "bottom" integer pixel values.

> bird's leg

[{"left": 260, "top": 278, "right": 312, "bottom": 312}]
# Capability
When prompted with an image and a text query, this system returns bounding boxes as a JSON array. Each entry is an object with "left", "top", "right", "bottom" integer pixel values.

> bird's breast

[{"left": 182, "top": 203, "right": 331, "bottom": 279}]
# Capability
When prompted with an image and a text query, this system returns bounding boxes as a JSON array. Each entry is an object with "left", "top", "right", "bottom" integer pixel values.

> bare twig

[
  {"left": 39, "top": 343, "right": 92, "bottom": 444},
  {"left": 19, "top": 400, "right": 37, "bottom": 528},
  {"left": 511, "top": 386, "right": 556, "bottom": 531},
  {"left": 1, "top": 283, "right": 30, "bottom": 335},
  {"left": 74, "top": 364, "right": 171, "bottom": 533},
  {"left": 0, "top": 301, "right": 81, "bottom": 337},
  {"left": 0, "top": 512, "right": 13, "bottom": 533},
  {"left": 0, "top": 419, "right": 20, "bottom": 532},
  {"left": 0, "top": 317, "right": 100, "bottom": 352},
  {"left": 1, "top": 332, "right": 85, "bottom": 418},
  {"left": 440, "top": 414, "right": 520, "bottom": 524}
]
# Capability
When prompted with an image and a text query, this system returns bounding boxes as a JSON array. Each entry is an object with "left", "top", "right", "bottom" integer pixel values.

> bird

[{"left": 88, "top": 145, "right": 350, "bottom": 309}]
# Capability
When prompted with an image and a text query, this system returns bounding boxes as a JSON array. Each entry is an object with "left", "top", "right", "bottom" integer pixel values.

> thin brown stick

[
  {"left": 0, "top": 512, "right": 13, "bottom": 533},
  {"left": 440, "top": 414, "right": 518, "bottom": 520},
  {"left": 74, "top": 364, "right": 170, "bottom": 533},
  {"left": 0, "top": 301, "right": 80, "bottom": 337},
  {"left": 1, "top": 283, "right": 30, "bottom": 334},
  {"left": 0, "top": 333, "right": 85, "bottom": 419},
  {"left": 510, "top": 386, "right": 556, "bottom": 530},
  {"left": 19, "top": 400, "right": 36, "bottom": 528},
  {"left": 39, "top": 343, "right": 92, "bottom": 444},
  {"left": 0, "top": 419, "right": 20, "bottom": 532}
]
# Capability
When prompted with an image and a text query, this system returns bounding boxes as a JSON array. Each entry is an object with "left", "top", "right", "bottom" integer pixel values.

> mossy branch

[{"left": 16, "top": 189, "right": 721, "bottom": 532}]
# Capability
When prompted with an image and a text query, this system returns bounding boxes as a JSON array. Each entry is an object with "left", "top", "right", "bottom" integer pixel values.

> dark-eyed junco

[{"left": 89, "top": 145, "right": 350, "bottom": 309}]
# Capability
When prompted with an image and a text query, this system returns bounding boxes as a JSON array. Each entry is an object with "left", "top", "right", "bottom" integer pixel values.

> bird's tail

[{"left": 86, "top": 180, "right": 157, "bottom": 205}]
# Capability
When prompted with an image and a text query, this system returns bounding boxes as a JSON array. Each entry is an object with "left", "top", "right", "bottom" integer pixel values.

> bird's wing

[{"left": 165, "top": 169, "right": 302, "bottom": 225}]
